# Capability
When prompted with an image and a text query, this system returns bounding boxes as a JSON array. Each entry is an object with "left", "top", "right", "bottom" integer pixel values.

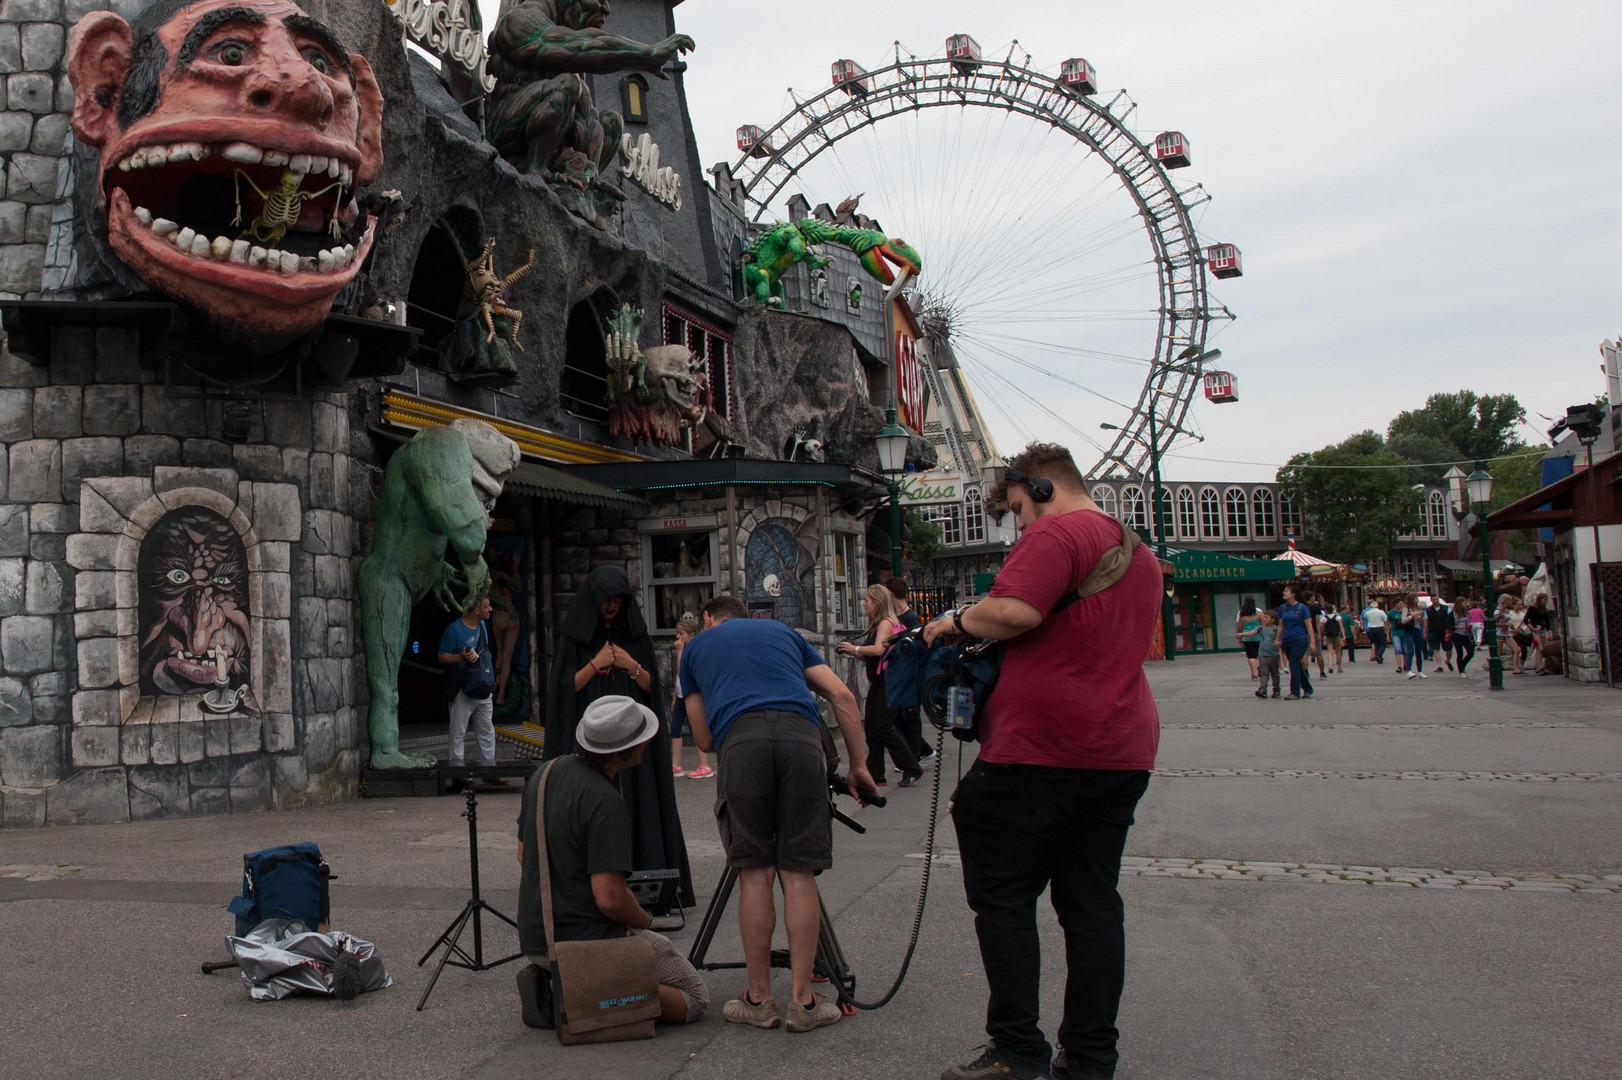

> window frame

[
  {"left": 1223, "top": 487, "right": 1250, "bottom": 539},
  {"left": 963, "top": 487, "right": 987, "bottom": 544},
  {"left": 1091, "top": 485, "right": 1118, "bottom": 519},
  {"left": 621, "top": 74, "right": 650, "bottom": 124},
  {"left": 1176, "top": 486, "right": 1197, "bottom": 539},
  {"left": 642, "top": 527, "right": 721, "bottom": 636},
  {"left": 1199, "top": 486, "right": 1221, "bottom": 539},
  {"left": 1252, "top": 488, "right": 1276, "bottom": 539},
  {"left": 831, "top": 531, "right": 860, "bottom": 630},
  {"left": 1120, "top": 485, "right": 1148, "bottom": 531}
]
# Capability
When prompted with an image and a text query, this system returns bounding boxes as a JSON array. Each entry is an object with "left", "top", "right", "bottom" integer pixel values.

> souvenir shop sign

[
  {"left": 1170, "top": 549, "right": 1295, "bottom": 583},
  {"left": 621, "top": 133, "right": 684, "bottom": 211},
  {"left": 899, "top": 472, "right": 962, "bottom": 506},
  {"left": 384, "top": 0, "right": 496, "bottom": 92}
]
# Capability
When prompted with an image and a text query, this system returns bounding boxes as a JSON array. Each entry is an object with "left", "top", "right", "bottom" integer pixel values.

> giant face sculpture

[
  {"left": 68, "top": 0, "right": 385, "bottom": 352},
  {"left": 139, "top": 506, "right": 251, "bottom": 698}
]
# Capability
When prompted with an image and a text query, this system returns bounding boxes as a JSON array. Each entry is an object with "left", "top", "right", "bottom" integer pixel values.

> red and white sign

[{"left": 892, "top": 297, "right": 928, "bottom": 431}]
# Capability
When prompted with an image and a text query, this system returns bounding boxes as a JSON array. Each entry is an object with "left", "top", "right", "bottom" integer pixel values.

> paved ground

[{"left": 3, "top": 654, "right": 1619, "bottom": 1080}]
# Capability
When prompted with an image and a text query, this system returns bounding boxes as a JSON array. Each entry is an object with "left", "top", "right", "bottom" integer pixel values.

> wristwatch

[{"left": 951, "top": 608, "right": 967, "bottom": 634}]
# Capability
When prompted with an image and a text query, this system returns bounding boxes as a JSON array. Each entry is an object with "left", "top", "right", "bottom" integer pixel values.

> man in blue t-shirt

[
  {"left": 1274, "top": 586, "right": 1317, "bottom": 700},
  {"left": 438, "top": 596, "right": 497, "bottom": 767},
  {"left": 679, "top": 594, "right": 874, "bottom": 1034}
]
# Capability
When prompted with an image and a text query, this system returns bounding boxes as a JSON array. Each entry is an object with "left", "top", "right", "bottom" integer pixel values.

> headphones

[{"left": 1002, "top": 467, "right": 1054, "bottom": 504}]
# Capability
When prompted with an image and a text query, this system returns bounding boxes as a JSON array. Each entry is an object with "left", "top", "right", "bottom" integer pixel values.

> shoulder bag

[{"left": 534, "top": 759, "right": 661, "bottom": 1044}]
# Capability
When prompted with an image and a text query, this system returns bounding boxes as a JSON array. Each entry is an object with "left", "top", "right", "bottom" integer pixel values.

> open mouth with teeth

[{"left": 102, "top": 130, "right": 376, "bottom": 347}]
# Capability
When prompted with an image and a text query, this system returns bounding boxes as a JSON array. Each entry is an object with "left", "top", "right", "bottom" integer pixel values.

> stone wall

[{"left": 0, "top": 326, "right": 364, "bottom": 826}]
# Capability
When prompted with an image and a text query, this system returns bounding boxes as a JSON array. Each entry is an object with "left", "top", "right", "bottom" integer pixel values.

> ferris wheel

[{"left": 726, "top": 36, "right": 1241, "bottom": 481}]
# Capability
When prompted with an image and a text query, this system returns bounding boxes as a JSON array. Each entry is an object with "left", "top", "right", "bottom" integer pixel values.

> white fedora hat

[{"left": 576, "top": 695, "right": 660, "bottom": 754}]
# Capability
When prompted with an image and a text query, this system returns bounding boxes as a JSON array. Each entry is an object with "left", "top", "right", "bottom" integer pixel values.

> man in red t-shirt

[{"left": 925, "top": 443, "right": 1161, "bottom": 1080}]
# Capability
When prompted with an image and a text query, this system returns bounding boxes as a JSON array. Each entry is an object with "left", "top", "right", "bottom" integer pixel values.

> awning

[
  {"left": 1438, "top": 559, "right": 1519, "bottom": 577},
  {"left": 1167, "top": 548, "right": 1297, "bottom": 584},
  {"left": 504, "top": 462, "right": 648, "bottom": 510}
]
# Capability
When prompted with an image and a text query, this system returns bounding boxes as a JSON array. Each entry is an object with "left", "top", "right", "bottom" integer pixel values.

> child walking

[{"left": 1253, "top": 610, "right": 1281, "bottom": 699}]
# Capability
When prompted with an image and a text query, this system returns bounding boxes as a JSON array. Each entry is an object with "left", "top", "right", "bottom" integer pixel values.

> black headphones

[{"left": 1003, "top": 466, "right": 1054, "bottom": 504}]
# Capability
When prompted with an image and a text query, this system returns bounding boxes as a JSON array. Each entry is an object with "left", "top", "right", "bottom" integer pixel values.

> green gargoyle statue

[{"left": 740, "top": 219, "right": 921, "bottom": 307}]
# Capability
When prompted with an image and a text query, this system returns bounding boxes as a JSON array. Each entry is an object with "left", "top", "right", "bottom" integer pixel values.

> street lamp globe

[
  {"left": 875, "top": 407, "right": 910, "bottom": 475},
  {"left": 1465, "top": 465, "right": 1494, "bottom": 508}
]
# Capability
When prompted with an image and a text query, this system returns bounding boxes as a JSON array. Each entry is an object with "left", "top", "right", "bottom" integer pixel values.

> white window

[
  {"left": 1252, "top": 488, "right": 1275, "bottom": 538},
  {"left": 832, "top": 532, "right": 860, "bottom": 629},
  {"left": 644, "top": 529, "right": 719, "bottom": 633},
  {"left": 1428, "top": 490, "right": 1448, "bottom": 538},
  {"left": 1199, "top": 487, "right": 1221, "bottom": 539},
  {"left": 1120, "top": 486, "right": 1148, "bottom": 531},
  {"left": 964, "top": 488, "right": 987, "bottom": 543},
  {"left": 1224, "top": 487, "right": 1249, "bottom": 539},
  {"left": 1176, "top": 486, "right": 1197, "bottom": 538},
  {"left": 923, "top": 503, "right": 962, "bottom": 546},
  {"left": 1157, "top": 488, "right": 1174, "bottom": 538},
  {"left": 1091, "top": 485, "right": 1118, "bottom": 518},
  {"left": 1280, "top": 492, "right": 1302, "bottom": 537}
]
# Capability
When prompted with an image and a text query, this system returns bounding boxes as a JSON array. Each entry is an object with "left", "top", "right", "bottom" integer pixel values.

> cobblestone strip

[
  {"left": 1161, "top": 722, "right": 1591, "bottom": 731},
  {"left": 905, "top": 852, "right": 1622, "bottom": 892},
  {"left": 1152, "top": 768, "right": 1622, "bottom": 782},
  {"left": 0, "top": 864, "right": 83, "bottom": 881},
  {"left": 1120, "top": 857, "right": 1622, "bottom": 893}
]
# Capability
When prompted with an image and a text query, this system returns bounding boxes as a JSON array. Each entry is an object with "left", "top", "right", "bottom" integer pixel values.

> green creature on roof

[{"left": 740, "top": 219, "right": 921, "bottom": 307}]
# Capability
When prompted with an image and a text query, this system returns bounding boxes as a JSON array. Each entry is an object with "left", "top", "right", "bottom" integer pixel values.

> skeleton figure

[
  {"left": 464, "top": 239, "right": 535, "bottom": 349},
  {"left": 232, "top": 169, "right": 347, "bottom": 244}
]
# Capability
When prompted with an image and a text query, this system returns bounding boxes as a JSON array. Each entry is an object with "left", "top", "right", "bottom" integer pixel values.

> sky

[{"left": 478, "top": 1, "right": 1622, "bottom": 482}]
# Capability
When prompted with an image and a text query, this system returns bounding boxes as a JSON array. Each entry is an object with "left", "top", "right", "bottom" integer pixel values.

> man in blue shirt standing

[
  {"left": 680, "top": 595, "right": 875, "bottom": 1034},
  {"left": 1275, "top": 585, "right": 1317, "bottom": 700},
  {"left": 438, "top": 595, "right": 497, "bottom": 767}
]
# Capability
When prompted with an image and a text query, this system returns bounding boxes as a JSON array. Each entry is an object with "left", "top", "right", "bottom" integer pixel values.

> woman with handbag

[{"left": 837, "top": 584, "right": 921, "bottom": 788}]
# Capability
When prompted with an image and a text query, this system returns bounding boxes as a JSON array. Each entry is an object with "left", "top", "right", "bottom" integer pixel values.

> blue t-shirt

[
  {"left": 439, "top": 619, "right": 487, "bottom": 668},
  {"left": 1276, "top": 602, "right": 1312, "bottom": 644},
  {"left": 679, "top": 618, "right": 825, "bottom": 747}
]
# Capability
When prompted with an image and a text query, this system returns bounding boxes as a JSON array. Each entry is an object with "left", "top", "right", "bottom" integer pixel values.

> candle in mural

[{"left": 139, "top": 507, "right": 252, "bottom": 704}]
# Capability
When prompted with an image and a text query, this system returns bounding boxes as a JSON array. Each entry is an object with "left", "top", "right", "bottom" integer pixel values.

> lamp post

[
  {"left": 1467, "top": 462, "right": 1503, "bottom": 691},
  {"left": 1102, "top": 416, "right": 1175, "bottom": 661},
  {"left": 876, "top": 408, "right": 910, "bottom": 578}
]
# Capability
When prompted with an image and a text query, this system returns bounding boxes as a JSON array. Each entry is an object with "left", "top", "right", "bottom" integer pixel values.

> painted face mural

[
  {"left": 139, "top": 507, "right": 251, "bottom": 698},
  {"left": 67, "top": 0, "right": 385, "bottom": 352}
]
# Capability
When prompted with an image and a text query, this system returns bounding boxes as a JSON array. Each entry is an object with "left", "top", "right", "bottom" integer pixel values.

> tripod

[
  {"left": 416, "top": 784, "right": 523, "bottom": 1010},
  {"left": 685, "top": 797, "right": 869, "bottom": 1016}
]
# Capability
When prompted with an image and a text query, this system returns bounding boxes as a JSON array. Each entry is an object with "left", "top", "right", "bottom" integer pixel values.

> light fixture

[
  {"left": 1442, "top": 465, "right": 1467, "bottom": 513},
  {"left": 875, "top": 407, "right": 909, "bottom": 475},
  {"left": 1465, "top": 465, "right": 1493, "bottom": 507}
]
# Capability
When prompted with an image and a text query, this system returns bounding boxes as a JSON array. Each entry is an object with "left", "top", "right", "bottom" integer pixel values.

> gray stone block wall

[{"left": 0, "top": 322, "right": 364, "bottom": 827}]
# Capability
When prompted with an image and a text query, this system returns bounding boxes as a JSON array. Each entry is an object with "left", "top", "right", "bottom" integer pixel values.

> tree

[
  {"left": 902, "top": 510, "right": 942, "bottom": 571},
  {"left": 1386, "top": 391, "right": 1526, "bottom": 463},
  {"left": 1385, "top": 429, "right": 1463, "bottom": 486},
  {"left": 1276, "top": 431, "right": 1422, "bottom": 563}
]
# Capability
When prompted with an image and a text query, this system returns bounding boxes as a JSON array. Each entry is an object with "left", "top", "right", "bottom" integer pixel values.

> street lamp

[
  {"left": 1467, "top": 462, "right": 1503, "bottom": 691},
  {"left": 876, "top": 407, "right": 910, "bottom": 578},
  {"left": 1101, "top": 418, "right": 1176, "bottom": 661},
  {"left": 1443, "top": 464, "right": 1468, "bottom": 514}
]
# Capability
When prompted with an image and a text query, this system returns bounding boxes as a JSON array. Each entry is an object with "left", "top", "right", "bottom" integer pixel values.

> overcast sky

[{"left": 480, "top": 1, "right": 1621, "bottom": 482}]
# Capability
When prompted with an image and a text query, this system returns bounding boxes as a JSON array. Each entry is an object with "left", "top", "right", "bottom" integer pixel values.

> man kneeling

[{"left": 515, "top": 696, "right": 709, "bottom": 1028}]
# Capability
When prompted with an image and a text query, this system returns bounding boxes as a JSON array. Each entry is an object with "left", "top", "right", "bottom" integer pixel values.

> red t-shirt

[{"left": 977, "top": 509, "right": 1161, "bottom": 770}]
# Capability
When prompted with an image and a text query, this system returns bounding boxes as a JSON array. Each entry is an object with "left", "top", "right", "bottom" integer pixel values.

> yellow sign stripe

[{"left": 381, "top": 390, "right": 646, "bottom": 465}]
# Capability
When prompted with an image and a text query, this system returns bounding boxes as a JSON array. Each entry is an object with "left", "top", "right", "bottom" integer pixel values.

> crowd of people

[{"left": 1233, "top": 585, "right": 1560, "bottom": 693}]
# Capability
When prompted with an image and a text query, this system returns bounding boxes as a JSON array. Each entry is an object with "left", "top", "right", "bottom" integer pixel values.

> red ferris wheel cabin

[
  {"left": 736, "top": 125, "right": 773, "bottom": 158},
  {"left": 1206, "top": 243, "right": 1243, "bottom": 279},
  {"left": 1203, "top": 370, "right": 1239, "bottom": 403},
  {"left": 1060, "top": 57, "right": 1098, "bottom": 95},
  {"left": 1154, "top": 131, "right": 1191, "bottom": 168},
  {"left": 946, "top": 34, "right": 982, "bottom": 72},
  {"left": 831, "top": 59, "right": 869, "bottom": 95}
]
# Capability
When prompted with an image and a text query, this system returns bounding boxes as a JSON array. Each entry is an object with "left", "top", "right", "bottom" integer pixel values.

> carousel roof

[{"left": 1273, "top": 540, "right": 1341, "bottom": 568}]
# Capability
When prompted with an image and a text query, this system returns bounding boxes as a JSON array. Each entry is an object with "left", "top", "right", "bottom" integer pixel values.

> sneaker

[
  {"left": 516, "top": 964, "right": 554, "bottom": 1030},
  {"left": 723, "top": 992, "right": 782, "bottom": 1029},
  {"left": 1406, "top": 671, "right": 1417, "bottom": 679},
  {"left": 898, "top": 771, "right": 923, "bottom": 788},
  {"left": 1417, "top": 672, "right": 1428, "bottom": 679},
  {"left": 918, "top": 749, "right": 938, "bottom": 766},
  {"left": 687, "top": 765, "right": 714, "bottom": 779},
  {"left": 1271, "top": 691, "right": 1280, "bottom": 698},
  {"left": 1284, "top": 694, "right": 1301, "bottom": 701},
  {"left": 672, "top": 765, "right": 685, "bottom": 777},
  {"left": 784, "top": 993, "right": 842, "bottom": 1033},
  {"left": 941, "top": 1045, "right": 1052, "bottom": 1080},
  {"left": 1255, "top": 689, "right": 1267, "bottom": 698},
  {"left": 1052, "top": 1050, "right": 1106, "bottom": 1080}
]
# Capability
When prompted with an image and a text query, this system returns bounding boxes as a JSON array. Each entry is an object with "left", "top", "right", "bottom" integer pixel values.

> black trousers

[
  {"left": 863, "top": 675, "right": 919, "bottom": 781},
  {"left": 897, "top": 707, "right": 929, "bottom": 758},
  {"left": 954, "top": 761, "right": 1151, "bottom": 1077}
]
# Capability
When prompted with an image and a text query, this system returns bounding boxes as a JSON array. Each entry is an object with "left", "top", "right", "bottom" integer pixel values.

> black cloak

[{"left": 542, "top": 566, "right": 694, "bottom": 906}]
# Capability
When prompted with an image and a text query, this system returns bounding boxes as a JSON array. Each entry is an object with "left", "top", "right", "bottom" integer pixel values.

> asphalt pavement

[{"left": 2, "top": 653, "right": 1618, "bottom": 1080}]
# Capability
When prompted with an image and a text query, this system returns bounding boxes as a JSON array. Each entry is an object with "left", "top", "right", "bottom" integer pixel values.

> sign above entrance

[
  {"left": 620, "top": 133, "right": 684, "bottom": 211},
  {"left": 899, "top": 471, "right": 962, "bottom": 506},
  {"left": 1169, "top": 549, "right": 1295, "bottom": 583},
  {"left": 383, "top": 0, "right": 495, "bottom": 92}
]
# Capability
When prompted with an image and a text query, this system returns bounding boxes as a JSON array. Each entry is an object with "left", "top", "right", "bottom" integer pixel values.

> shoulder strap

[
  {"left": 1075, "top": 522, "right": 1142, "bottom": 600},
  {"left": 534, "top": 758, "right": 560, "bottom": 961}
]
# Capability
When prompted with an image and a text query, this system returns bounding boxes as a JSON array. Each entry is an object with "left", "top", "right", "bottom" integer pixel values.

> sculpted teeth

[
  {"left": 132, "top": 204, "right": 359, "bottom": 274},
  {"left": 116, "top": 143, "right": 356, "bottom": 187}
]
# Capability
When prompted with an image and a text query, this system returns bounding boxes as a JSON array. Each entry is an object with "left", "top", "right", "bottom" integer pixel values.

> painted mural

[
  {"left": 744, "top": 518, "right": 820, "bottom": 631},
  {"left": 138, "top": 506, "right": 252, "bottom": 708}
]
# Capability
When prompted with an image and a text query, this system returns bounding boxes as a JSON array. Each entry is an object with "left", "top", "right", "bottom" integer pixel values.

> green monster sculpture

[
  {"left": 360, "top": 419, "right": 522, "bottom": 768},
  {"left": 741, "top": 220, "right": 922, "bottom": 307},
  {"left": 487, "top": 0, "right": 693, "bottom": 222}
]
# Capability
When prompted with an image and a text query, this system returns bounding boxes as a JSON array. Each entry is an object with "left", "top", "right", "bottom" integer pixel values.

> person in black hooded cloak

[{"left": 542, "top": 565, "right": 694, "bottom": 906}]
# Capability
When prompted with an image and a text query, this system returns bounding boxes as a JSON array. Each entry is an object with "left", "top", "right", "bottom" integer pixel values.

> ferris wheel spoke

[{"left": 956, "top": 331, "right": 1137, "bottom": 412}]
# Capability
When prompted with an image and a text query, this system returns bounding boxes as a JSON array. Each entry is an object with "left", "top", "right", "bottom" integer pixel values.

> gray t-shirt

[{"left": 516, "top": 756, "right": 633, "bottom": 956}]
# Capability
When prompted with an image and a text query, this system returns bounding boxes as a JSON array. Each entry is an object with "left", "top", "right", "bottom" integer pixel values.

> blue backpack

[
  {"left": 226, "top": 843, "right": 332, "bottom": 936},
  {"left": 882, "top": 631, "right": 1002, "bottom": 725}
]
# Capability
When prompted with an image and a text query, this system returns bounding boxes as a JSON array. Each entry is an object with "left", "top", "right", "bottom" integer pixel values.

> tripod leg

[
  {"left": 417, "top": 902, "right": 476, "bottom": 1011},
  {"left": 686, "top": 864, "right": 739, "bottom": 969},
  {"left": 815, "top": 890, "right": 858, "bottom": 1016}
]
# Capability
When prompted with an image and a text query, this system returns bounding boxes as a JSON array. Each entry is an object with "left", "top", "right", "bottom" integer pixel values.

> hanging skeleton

[
  {"left": 232, "top": 169, "right": 347, "bottom": 244},
  {"left": 463, "top": 239, "right": 535, "bottom": 350}
]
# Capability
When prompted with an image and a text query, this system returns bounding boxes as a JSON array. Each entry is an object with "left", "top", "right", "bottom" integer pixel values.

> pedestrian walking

[
  {"left": 1321, "top": 601, "right": 1344, "bottom": 672},
  {"left": 1253, "top": 610, "right": 1281, "bottom": 698},
  {"left": 1237, "top": 597, "right": 1261, "bottom": 679},
  {"left": 1305, "top": 592, "right": 1329, "bottom": 677},
  {"left": 1507, "top": 598, "right": 1534, "bottom": 676},
  {"left": 668, "top": 615, "right": 712, "bottom": 779},
  {"left": 1525, "top": 594, "right": 1553, "bottom": 674},
  {"left": 1362, "top": 600, "right": 1389, "bottom": 664},
  {"left": 438, "top": 595, "right": 499, "bottom": 769},
  {"left": 836, "top": 584, "right": 921, "bottom": 788},
  {"left": 1390, "top": 597, "right": 1420, "bottom": 677},
  {"left": 1277, "top": 585, "right": 1316, "bottom": 699},
  {"left": 886, "top": 577, "right": 935, "bottom": 764},
  {"left": 1340, "top": 607, "right": 1360, "bottom": 664},
  {"left": 1427, "top": 597, "right": 1455, "bottom": 674},
  {"left": 1451, "top": 598, "right": 1476, "bottom": 677}
]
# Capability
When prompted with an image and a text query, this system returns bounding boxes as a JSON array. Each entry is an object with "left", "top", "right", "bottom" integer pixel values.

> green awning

[{"left": 1168, "top": 549, "right": 1298, "bottom": 584}]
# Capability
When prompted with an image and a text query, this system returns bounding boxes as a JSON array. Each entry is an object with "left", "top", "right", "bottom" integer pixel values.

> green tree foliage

[
  {"left": 1276, "top": 431, "right": 1422, "bottom": 562},
  {"left": 902, "top": 510, "right": 942, "bottom": 570},
  {"left": 1385, "top": 430, "right": 1463, "bottom": 486},
  {"left": 1386, "top": 391, "right": 1526, "bottom": 463}
]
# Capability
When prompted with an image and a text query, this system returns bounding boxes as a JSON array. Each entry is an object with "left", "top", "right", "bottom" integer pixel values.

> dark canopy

[{"left": 542, "top": 566, "right": 693, "bottom": 905}]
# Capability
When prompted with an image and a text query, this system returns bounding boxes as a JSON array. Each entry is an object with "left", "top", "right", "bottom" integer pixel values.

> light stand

[
  {"left": 1467, "top": 463, "right": 1503, "bottom": 691},
  {"left": 876, "top": 408, "right": 910, "bottom": 578}
]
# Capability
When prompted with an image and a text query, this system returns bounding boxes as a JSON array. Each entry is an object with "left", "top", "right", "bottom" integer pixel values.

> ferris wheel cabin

[
  {"left": 1205, "top": 243, "right": 1243, "bottom": 279},
  {"left": 831, "top": 59, "right": 870, "bottom": 96},
  {"left": 1203, "top": 370, "right": 1238, "bottom": 404},
  {"left": 1154, "top": 131, "right": 1192, "bottom": 168},
  {"left": 736, "top": 125, "right": 773, "bottom": 158},
  {"left": 946, "top": 34, "right": 983, "bottom": 73},
  {"left": 1060, "top": 58, "right": 1098, "bottom": 95}
]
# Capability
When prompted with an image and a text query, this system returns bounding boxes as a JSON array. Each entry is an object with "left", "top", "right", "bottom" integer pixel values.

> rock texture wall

[{"left": 0, "top": 328, "right": 363, "bottom": 826}]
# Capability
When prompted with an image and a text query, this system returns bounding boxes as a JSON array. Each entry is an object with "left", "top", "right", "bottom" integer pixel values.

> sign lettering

[
  {"left": 620, "top": 133, "right": 683, "bottom": 211},
  {"left": 893, "top": 317, "right": 926, "bottom": 431},
  {"left": 383, "top": 0, "right": 496, "bottom": 92},
  {"left": 899, "top": 472, "right": 962, "bottom": 506}
]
